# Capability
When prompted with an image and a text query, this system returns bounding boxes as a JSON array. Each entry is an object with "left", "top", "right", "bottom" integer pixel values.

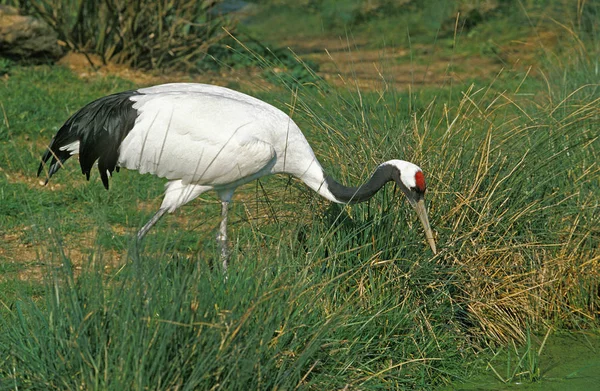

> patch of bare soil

[
  {"left": 280, "top": 36, "right": 504, "bottom": 90},
  {"left": 57, "top": 52, "right": 272, "bottom": 91},
  {"left": 1, "top": 165, "right": 65, "bottom": 191},
  {"left": 57, "top": 42, "right": 497, "bottom": 93},
  {"left": 1, "top": 230, "right": 42, "bottom": 281},
  {"left": 57, "top": 32, "right": 547, "bottom": 93},
  {"left": 1, "top": 226, "right": 125, "bottom": 284}
]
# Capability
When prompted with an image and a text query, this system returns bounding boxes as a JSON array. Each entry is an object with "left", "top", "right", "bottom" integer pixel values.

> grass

[
  {"left": 1, "top": 1, "right": 599, "bottom": 389},
  {"left": 1, "top": 237, "right": 464, "bottom": 389},
  {"left": 486, "top": 327, "right": 550, "bottom": 384},
  {"left": 240, "top": 0, "right": 575, "bottom": 55}
]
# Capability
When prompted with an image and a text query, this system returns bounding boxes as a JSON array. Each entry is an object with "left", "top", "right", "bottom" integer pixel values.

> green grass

[
  {"left": 1, "top": 2, "right": 599, "bottom": 389},
  {"left": 240, "top": 0, "right": 578, "bottom": 55},
  {"left": 1, "top": 237, "right": 465, "bottom": 389}
]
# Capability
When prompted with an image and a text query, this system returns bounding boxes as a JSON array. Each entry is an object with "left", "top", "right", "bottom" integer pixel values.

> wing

[
  {"left": 38, "top": 83, "right": 305, "bottom": 190},
  {"left": 117, "top": 92, "right": 278, "bottom": 186}
]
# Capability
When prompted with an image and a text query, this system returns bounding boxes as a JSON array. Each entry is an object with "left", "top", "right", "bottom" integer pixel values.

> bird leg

[
  {"left": 137, "top": 208, "right": 168, "bottom": 242},
  {"left": 217, "top": 200, "right": 230, "bottom": 271}
]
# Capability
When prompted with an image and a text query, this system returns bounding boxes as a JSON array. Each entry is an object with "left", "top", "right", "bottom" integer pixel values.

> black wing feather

[{"left": 38, "top": 90, "right": 140, "bottom": 189}]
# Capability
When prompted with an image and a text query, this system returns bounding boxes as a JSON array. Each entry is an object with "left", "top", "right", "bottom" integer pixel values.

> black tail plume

[{"left": 37, "top": 90, "right": 140, "bottom": 189}]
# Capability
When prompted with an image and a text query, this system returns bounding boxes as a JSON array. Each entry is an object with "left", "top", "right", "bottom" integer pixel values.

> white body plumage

[{"left": 118, "top": 83, "right": 335, "bottom": 212}]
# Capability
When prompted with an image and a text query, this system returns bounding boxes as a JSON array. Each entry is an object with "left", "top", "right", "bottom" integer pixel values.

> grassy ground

[{"left": 1, "top": 1, "right": 599, "bottom": 389}]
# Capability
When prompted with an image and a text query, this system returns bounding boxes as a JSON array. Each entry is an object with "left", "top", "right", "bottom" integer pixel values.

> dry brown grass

[{"left": 423, "top": 73, "right": 599, "bottom": 343}]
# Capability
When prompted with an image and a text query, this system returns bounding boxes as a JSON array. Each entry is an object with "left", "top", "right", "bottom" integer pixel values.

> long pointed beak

[{"left": 413, "top": 198, "right": 437, "bottom": 254}]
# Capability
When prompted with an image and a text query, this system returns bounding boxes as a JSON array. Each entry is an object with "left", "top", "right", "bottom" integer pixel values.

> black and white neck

[{"left": 303, "top": 160, "right": 426, "bottom": 205}]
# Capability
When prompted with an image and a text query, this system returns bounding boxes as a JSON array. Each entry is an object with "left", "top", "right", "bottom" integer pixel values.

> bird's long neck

[{"left": 319, "top": 163, "right": 399, "bottom": 204}]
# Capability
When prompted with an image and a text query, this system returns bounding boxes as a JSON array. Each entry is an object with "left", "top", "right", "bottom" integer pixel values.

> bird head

[{"left": 388, "top": 160, "right": 437, "bottom": 254}]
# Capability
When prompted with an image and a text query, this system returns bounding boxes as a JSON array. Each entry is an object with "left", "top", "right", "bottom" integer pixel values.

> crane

[{"left": 38, "top": 83, "right": 437, "bottom": 269}]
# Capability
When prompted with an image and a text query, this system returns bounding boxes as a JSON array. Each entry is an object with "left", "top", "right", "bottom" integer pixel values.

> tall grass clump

[
  {"left": 12, "top": 0, "right": 232, "bottom": 70},
  {"left": 1, "top": 214, "right": 465, "bottom": 389},
  {"left": 413, "top": 25, "right": 598, "bottom": 344},
  {"left": 433, "top": 80, "right": 597, "bottom": 343}
]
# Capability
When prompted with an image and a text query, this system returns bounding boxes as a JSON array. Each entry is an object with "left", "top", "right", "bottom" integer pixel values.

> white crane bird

[{"left": 38, "top": 83, "right": 437, "bottom": 268}]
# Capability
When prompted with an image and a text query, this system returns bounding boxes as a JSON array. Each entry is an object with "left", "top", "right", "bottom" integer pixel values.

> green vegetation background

[{"left": 0, "top": 0, "right": 598, "bottom": 389}]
